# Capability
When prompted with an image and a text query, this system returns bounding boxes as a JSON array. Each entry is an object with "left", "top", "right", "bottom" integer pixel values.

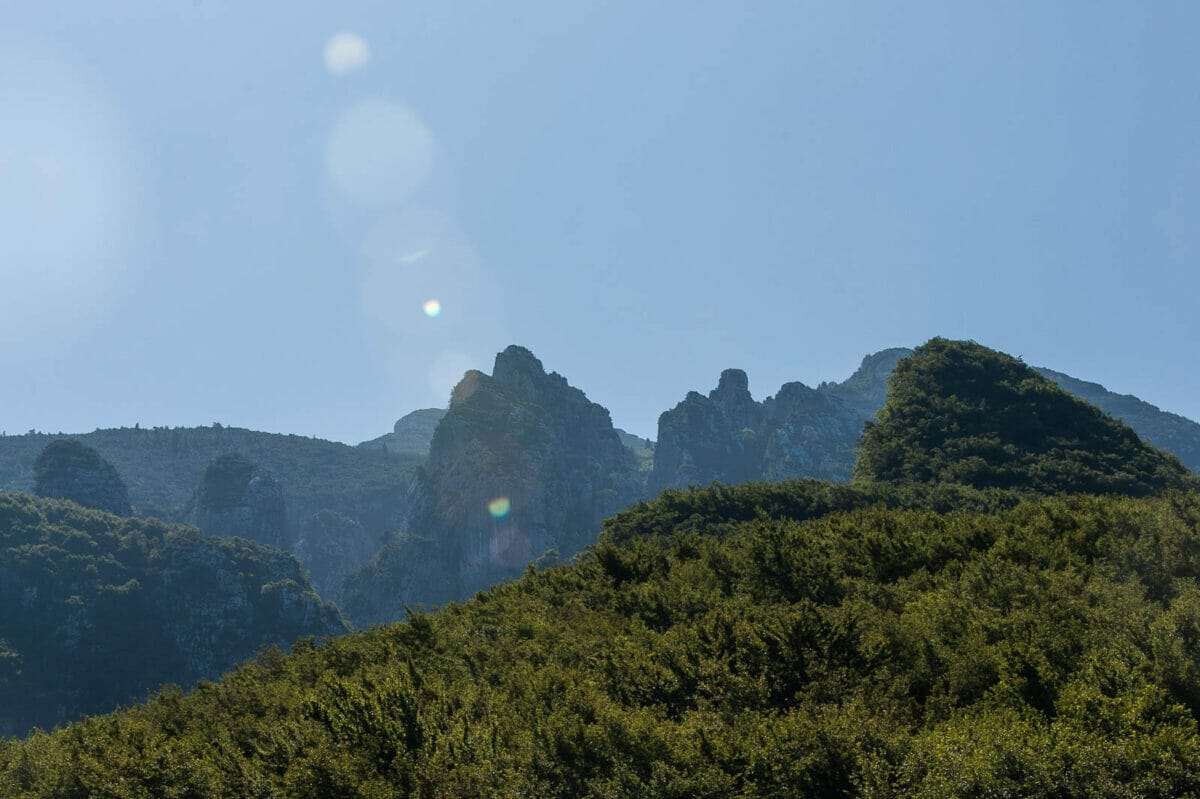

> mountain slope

[
  {"left": 358, "top": 408, "right": 448, "bottom": 456},
  {"left": 1035, "top": 366, "right": 1200, "bottom": 472},
  {"left": 6, "top": 344, "right": 1200, "bottom": 793},
  {"left": 855, "top": 338, "right": 1194, "bottom": 495},
  {"left": 7, "top": 487, "right": 1200, "bottom": 795},
  {"left": 0, "top": 492, "right": 345, "bottom": 736},
  {"left": 0, "top": 425, "right": 422, "bottom": 539}
]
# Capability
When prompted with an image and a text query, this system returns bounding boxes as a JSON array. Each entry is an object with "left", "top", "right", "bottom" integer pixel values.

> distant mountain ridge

[
  {"left": 0, "top": 425, "right": 423, "bottom": 540},
  {"left": 650, "top": 346, "right": 1200, "bottom": 490}
]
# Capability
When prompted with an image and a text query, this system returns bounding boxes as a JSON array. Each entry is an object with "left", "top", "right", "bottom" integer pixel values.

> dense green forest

[
  {"left": 4, "top": 339, "right": 1200, "bottom": 796},
  {"left": 0, "top": 493, "right": 344, "bottom": 736},
  {"left": 855, "top": 338, "right": 1194, "bottom": 496},
  {"left": 6, "top": 487, "right": 1200, "bottom": 796},
  {"left": 0, "top": 426, "right": 423, "bottom": 536}
]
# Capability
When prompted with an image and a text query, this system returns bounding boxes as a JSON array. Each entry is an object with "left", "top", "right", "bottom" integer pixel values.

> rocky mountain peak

[
  {"left": 184, "top": 453, "right": 288, "bottom": 549},
  {"left": 714, "top": 368, "right": 750, "bottom": 396},
  {"left": 492, "top": 345, "right": 549, "bottom": 393}
]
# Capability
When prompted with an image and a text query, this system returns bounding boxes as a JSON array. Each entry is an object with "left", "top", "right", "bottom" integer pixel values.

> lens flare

[
  {"left": 488, "top": 497, "right": 511, "bottom": 519},
  {"left": 422, "top": 299, "right": 441, "bottom": 317}
]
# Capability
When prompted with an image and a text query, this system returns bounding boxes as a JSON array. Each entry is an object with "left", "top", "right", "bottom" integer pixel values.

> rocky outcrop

[
  {"left": 0, "top": 491, "right": 344, "bottom": 735},
  {"left": 819, "top": 347, "right": 913, "bottom": 420},
  {"left": 184, "top": 454, "right": 288, "bottom": 549},
  {"left": 341, "top": 534, "right": 457, "bottom": 627},
  {"left": 33, "top": 439, "right": 131, "bottom": 515},
  {"left": 649, "top": 370, "right": 766, "bottom": 492},
  {"left": 292, "top": 510, "right": 377, "bottom": 604},
  {"left": 390, "top": 346, "right": 642, "bottom": 605},
  {"left": 358, "top": 408, "right": 448, "bottom": 456},
  {"left": 760, "top": 382, "right": 863, "bottom": 482},
  {"left": 650, "top": 359, "right": 888, "bottom": 492}
]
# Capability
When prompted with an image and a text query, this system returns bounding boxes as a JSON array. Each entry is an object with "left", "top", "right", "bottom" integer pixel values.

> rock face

[
  {"left": 649, "top": 370, "right": 766, "bottom": 492},
  {"left": 32, "top": 439, "right": 131, "bottom": 516},
  {"left": 759, "top": 382, "right": 864, "bottom": 482},
  {"left": 341, "top": 534, "right": 456, "bottom": 626},
  {"left": 819, "top": 347, "right": 913, "bottom": 419},
  {"left": 184, "top": 454, "right": 288, "bottom": 549},
  {"left": 0, "top": 492, "right": 344, "bottom": 735},
  {"left": 652, "top": 345, "right": 1200, "bottom": 492},
  {"left": 358, "top": 408, "right": 448, "bottom": 456},
  {"left": 292, "top": 510, "right": 377, "bottom": 604},
  {"left": 348, "top": 346, "right": 643, "bottom": 617},
  {"left": 649, "top": 355, "right": 901, "bottom": 492}
]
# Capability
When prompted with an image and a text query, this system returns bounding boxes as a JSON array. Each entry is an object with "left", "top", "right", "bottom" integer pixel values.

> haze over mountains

[
  {"left": 7, "top": 338, "right": 1200, "bottom": 794},
  {"left": 3, "top": 341, "right": 1199, "bottom": 622},
  {"left": 3, "top": 340, "right": 1200, "bottom": 735}
]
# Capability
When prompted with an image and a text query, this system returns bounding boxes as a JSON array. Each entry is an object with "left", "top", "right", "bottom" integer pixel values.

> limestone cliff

[
  {"left": 358, "top": 408, "right": 448, "bottom": 456},
  {"left": 183, "top": 453, "right": 288, "bottom": 550},
  {"left": 343, "top": 346, "right": 642, "bottom": 621}
]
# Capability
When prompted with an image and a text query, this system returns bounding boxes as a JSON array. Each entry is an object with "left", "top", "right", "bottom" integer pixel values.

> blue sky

[{"left": 2, "top": 1, "right": 1198, "bottom": 443}]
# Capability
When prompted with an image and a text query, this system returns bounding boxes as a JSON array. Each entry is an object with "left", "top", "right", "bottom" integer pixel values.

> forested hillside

[
  {"left": 0, "top": 426, "right": 423, "bottom": 537},
  {"left": 0, "top": 493, "right": 344, "bottom": 736},
  {"left": 855, "top": 338, "right": 1193, "bottom": 495},
  {"left": 6, "top": 487, "right": 1200, "bottom": 795},
  {"left": 6, "top": 340, "right": 1200, "bottom": 796}
]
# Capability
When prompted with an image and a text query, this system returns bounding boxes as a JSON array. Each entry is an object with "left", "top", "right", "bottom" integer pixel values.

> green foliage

[
  {"left": 0, "top": 492, "right": 345, "bottom": 736},
  {"left": 0, "top": 426, "right": 423, "bottom": 538},
  {"left": 8, "top": 486, "right": 1200, "bottom": 795},
  {"left": 854, "top": 338, "right": 1196, "bottom": 496},
  {"left": 33, "top": 439, "right": 130, "bottom": 516}
]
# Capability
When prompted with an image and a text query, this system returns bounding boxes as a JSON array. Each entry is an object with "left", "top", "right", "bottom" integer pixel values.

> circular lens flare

[
  {"left": 488, "top": 497, "right": 511, "bottom": 519},
  {"left": 422, "top": 299, "right": 442, "bottom": 317}
]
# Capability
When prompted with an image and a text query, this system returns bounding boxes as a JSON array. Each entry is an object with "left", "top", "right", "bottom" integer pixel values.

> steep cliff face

[
  {"left": 649, "top": 370, "right": 766, "bottom": 492},
  {"left": 430, "top": 346, "right": 642, "bottom": 590},
  {"left": 819, "top": 347, "right": 913, "bottom": 419},
  {"left": 292, "top": 510, "right": 378, "bottom": 604},
  {"left": 650, "top": 361, "right": 880, "bottom": 491},
  {"left": 0, "top": 492, "right": 344, "bottom": 736},
  {"left": 346, "top": 346, "right": 642, "bottom": 618},
  {"left": 184, "top": 454, "right": 288, "bottom": 550},
  {"left": 358, "top": 408, "right": 448, "bottom": 456},
  {"left": 760, "top": 382, "right": 863, "bottom": 482}
]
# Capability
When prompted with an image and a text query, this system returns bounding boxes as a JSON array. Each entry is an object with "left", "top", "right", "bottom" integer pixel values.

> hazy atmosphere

[{"left": 3, "top": 1, "right": 1198, "bottom": 443}]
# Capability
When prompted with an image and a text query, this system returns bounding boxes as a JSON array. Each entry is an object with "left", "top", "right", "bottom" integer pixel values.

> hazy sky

[{"left": 2, "top": 2, "right": 1198, "bottom": 443}]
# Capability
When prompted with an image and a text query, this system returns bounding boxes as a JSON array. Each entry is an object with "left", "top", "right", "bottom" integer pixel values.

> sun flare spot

[
  {"left": 422, "top": 299, "right": 442, "bottom": 318},
  {"left": 488, "top": 497, "right": 511, "bottom": 519}
]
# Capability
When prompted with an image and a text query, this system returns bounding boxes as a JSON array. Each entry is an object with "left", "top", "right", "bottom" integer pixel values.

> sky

[{"left": 1, "top": 1, "right": 1198, "bottom": 443}]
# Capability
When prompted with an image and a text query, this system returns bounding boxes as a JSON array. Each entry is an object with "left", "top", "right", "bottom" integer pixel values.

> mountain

[
  {"left": 0, "top": 425, "right": 422, "bottom": 545},
  {"left": 358, "top": 408, "right": 448, "bottom": 456},
  {"left": 651, "top": 345, "right": 1200, "bottom": 491},
  {"left": 0, "top": 492, "right": 345, "bottom": 736},
  {"left": 32, "top": 438, "right": 131, "bottom": 516},
  {"left": 8, "top": 484, "right": 1200, "bottom": 793},
  {"left": 182, "top": 453, "right": 289, "bottom": 550},
  {"left": 1035, "top": 366, "right": 1200, "bottom": 473},
  {"left": 855, "top": 338, "right": 1195, "bottom": 496},
  {"left": 341, "top": 346, "right": 643, "bottom": 625},
  {"left": 649, "top": 354, "right": 898, "bottom": 492}
]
